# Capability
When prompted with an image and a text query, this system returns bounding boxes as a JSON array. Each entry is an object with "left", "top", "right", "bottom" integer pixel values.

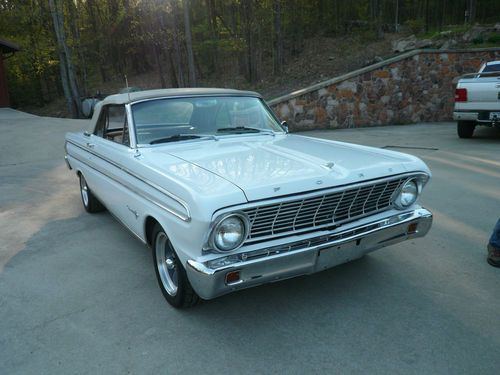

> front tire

[
  {"left": 457, "top": 121, "right": 475, "bottom": 138},
  {"left": 152, "top": 223, "right": 200, "bottom": 308},
  {"left": 79, "top": 174, "right": 105, "bottom": 213}
]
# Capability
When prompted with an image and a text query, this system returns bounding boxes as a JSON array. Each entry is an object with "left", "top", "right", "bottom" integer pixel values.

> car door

[{"left": 87, "top": 104, "right": 144, "bottom": 237}]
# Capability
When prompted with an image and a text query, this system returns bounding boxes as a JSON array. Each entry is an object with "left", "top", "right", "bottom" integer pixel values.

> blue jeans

[{"left": 490, "top": 219, "right": 500, "bottom": 248}]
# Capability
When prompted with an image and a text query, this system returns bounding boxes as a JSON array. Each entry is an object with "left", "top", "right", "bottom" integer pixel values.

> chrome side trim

[
  {"left": 66, "top": 140, "right": 191, "bottom": 222},
  {"left": 89, "top": 189, "right": 147, "bottom": 245}
]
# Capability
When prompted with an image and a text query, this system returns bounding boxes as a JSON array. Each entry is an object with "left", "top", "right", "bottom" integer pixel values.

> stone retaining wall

[{"left": 269, "top": 48, "right": 500, "bottom": 131}]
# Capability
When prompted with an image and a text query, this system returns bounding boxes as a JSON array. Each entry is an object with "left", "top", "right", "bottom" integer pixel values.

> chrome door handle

[{"left": 86, "top": 142, "right": 95, "bottom": 148}]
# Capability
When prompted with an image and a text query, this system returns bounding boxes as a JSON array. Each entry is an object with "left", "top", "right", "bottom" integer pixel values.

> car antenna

[{"left": 125, "top": 74, "right": 131, "bottom": 101}]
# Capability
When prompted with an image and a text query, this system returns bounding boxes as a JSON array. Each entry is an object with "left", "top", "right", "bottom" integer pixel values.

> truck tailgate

[{"left": 456, "top": 77, "right": 500, "bottom": 111}]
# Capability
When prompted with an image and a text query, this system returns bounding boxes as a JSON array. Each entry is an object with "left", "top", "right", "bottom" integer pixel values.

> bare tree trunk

[
  {"left": 154, "top": 44, "right": 167, "bottom": 88},
  {"left": 395, "top": 0, "right": 399, "bottom": 32},
  {"left": 370, "top": 0, "right": 382, "bottom": 37},
  {"left": 273, "top": 0, "right": 283, "bottom": 75},
  {"left": 171, "top": 3, "right": 185, "bottom": 87},
  {"left": 183, "top": 0, "right": 196, "bottom": 86},
  {"left": 469, "top": 0, "right": 477, "bottom": 23},
  {"left": 205, "top": 0, "right": 218, "bottom": 74},
  {"left": 156, "top": 8, "right": 176, "bottom": 88},
  {"left": 57, "top": 49, "right": 74, "bottom": 115},
  {"left": 86, "top": 0, "right": 107, "bottom": 82},
  {"left": 424, "top": 0, "right": 430, "bottom": 33},
  {"left": 49, "top": 0, "right": 81, "bottom": 118},
  {"left": 242, "top": 0, "right": 259, "bottom": 82},
  {"left": 334, "top": 0, "right": 340, "bottom": 33},
  {"left": 439, "top": 0, "right": 446, "bottom": 31},
  {"left": 167, "top": 51, "right": 179, "bottom": 88},
  {"left": 68, "top": 0, "right": 88, "bottom": 96}
]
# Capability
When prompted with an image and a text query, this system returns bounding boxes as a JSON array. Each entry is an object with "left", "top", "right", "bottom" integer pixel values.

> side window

[{"left": 94, "top": 105, "right": 130, "bottom": 146}]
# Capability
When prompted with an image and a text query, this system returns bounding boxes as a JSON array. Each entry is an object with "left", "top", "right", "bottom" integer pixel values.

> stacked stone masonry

[{"left": 269, "top": 48, "right": 500, "bottom": 131}]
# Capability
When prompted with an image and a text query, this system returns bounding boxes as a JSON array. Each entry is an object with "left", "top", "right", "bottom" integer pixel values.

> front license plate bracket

[{"left": 316, "top": 241, "right": 365, "bottom": 271}]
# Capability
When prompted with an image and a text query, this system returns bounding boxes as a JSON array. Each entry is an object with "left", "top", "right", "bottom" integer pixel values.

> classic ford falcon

[{"left": 65, "top": 88, "right": 433, "bottom": 308}]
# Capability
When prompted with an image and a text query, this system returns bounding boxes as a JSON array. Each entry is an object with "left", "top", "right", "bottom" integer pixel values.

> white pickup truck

[{"left": 453, "top": 60, "right": 500, "bottom": 138}]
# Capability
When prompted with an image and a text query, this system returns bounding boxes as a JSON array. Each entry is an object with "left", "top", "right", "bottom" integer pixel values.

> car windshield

[
  {"left": 131, "top": 96, "right": 284, "bottom": 145},
  {"left": 482, "top": 63, "right": 500, "bottom": 73}
]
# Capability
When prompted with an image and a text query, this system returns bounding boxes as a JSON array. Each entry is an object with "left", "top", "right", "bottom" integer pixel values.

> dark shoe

[{"left": 487, "top": 244, "right": 500, "bottom": 268}]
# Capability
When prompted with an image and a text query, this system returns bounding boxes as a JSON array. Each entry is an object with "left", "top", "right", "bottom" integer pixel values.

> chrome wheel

[
  {"left": 80, "top": 176, "right": 89, "bottom": 207},
  {"left": 155, "top": 232, "right": 178, "bottom": 296}
]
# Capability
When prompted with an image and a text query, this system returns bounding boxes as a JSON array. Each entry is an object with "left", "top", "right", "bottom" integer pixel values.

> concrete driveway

[{"left": 1, "top": 108, "right": 499, "bottom": 374}]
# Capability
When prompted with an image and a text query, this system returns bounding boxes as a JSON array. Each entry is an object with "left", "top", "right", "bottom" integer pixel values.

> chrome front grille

[{"left": 243, "top": 177, "right": 406, "bottom": 242}]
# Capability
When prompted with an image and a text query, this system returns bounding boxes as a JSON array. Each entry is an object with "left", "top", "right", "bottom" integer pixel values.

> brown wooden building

[{"left": 0, "top": 39, "right": 20, "bottom": 108}]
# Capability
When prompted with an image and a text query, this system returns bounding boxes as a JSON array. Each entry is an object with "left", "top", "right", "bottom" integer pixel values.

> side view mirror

[{"left": 280, "top": 121, "right": 289, "bottom": 133}]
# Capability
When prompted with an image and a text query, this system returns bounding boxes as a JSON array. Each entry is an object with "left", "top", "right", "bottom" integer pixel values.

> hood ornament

[{"left": 323, "top": 162, "right": 335, "bottom": 170}]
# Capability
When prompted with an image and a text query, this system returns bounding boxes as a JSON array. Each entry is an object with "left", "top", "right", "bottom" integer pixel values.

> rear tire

[
  {"left": 457, "top": 121, "right": 475, "bottom": 138},
  {"left": 79, "top": 174, "right": 105, "bottom": 213},
  {"left": 152, "top": 223, "right": 200, "bottom": 308}
]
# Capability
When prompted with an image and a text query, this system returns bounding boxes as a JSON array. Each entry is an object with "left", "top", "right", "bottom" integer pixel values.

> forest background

[{"left": 1, "top": 0, "right": 500, "bottom": 118}]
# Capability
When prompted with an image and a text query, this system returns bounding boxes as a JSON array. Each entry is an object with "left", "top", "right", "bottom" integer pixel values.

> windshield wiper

[
  {"left": 150, "top": 134, "right": 217, "bottom": 145},
  {"left": 217, "top": 126, "right": 274, "bottom": 135}
]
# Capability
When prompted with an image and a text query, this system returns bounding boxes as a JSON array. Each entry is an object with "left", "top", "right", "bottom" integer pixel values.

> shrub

[
  {"left": 472, "top": 36, "right": 484, "bottom": 44},
  {"left": 487, "top": 33, "right": 500, "bottom": 44}
]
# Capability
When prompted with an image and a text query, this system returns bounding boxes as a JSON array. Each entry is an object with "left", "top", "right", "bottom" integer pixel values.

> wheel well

[{"left": 145, "top": 216, "right": 159, "bottom": 246}]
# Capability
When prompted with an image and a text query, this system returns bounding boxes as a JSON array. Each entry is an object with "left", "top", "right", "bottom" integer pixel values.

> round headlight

[
  {"left": 212, "top": 214, "right": 247, "bottom": 252},
  {"left": 394, "top": 180, "right": 419, "bottom": 209}
]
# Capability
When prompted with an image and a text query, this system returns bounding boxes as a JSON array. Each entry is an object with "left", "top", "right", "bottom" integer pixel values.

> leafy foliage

[{"left": 1, "top": 0, "right": 499, "bottom": 114}]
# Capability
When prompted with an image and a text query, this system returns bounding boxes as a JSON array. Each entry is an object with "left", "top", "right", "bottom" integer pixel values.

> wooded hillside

[{"left": 1, "top": 0, "right": 499, "bottom": 117}]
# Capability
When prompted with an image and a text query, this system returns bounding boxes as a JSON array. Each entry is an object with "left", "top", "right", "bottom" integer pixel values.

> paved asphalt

[{"left": 0, "top": 108, "right": 499, "bottom": 374}]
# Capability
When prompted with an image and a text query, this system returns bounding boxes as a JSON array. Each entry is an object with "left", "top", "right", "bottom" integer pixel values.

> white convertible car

[{"left": 65, "top": 88, "right": 433, "bottom": 308}]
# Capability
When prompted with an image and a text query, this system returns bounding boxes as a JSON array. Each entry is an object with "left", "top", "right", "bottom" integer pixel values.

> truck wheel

[
  {"left": 79, "top": 174, "right": 105, "bottom": 213},
  {"left": 152, "top": 223, "right": 200, "bottom": 308},
  {"left": 457, "top": 121, "right": 475, "bottom": 138}
]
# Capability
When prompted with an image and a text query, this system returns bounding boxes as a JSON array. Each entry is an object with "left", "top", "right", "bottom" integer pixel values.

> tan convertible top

[
  {"left": 101, "top": 88, "right": 261, "bottom": 106},
  {"left": 88, "top": 88, "right": 262, "bottom": 132}
]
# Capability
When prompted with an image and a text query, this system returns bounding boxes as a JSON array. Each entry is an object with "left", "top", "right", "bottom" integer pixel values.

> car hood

[{"left": 146, "top": 134, "right": 428, "bottom": 202}]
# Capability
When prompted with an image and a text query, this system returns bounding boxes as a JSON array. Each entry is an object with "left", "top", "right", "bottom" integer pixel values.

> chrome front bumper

[{"left": 186, "top": 208, "right": 432, "bottom": 300}]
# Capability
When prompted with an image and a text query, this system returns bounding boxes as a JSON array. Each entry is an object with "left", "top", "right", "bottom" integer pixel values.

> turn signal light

[
  {"left": 407, "top": 223, "right": 418, "bottom": 234},
  {"left": 225, "top": 271, "right": 241, "bottom": 284},
  {"left": 455, "top": 88, "right": 467, "bottom": 102}
]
